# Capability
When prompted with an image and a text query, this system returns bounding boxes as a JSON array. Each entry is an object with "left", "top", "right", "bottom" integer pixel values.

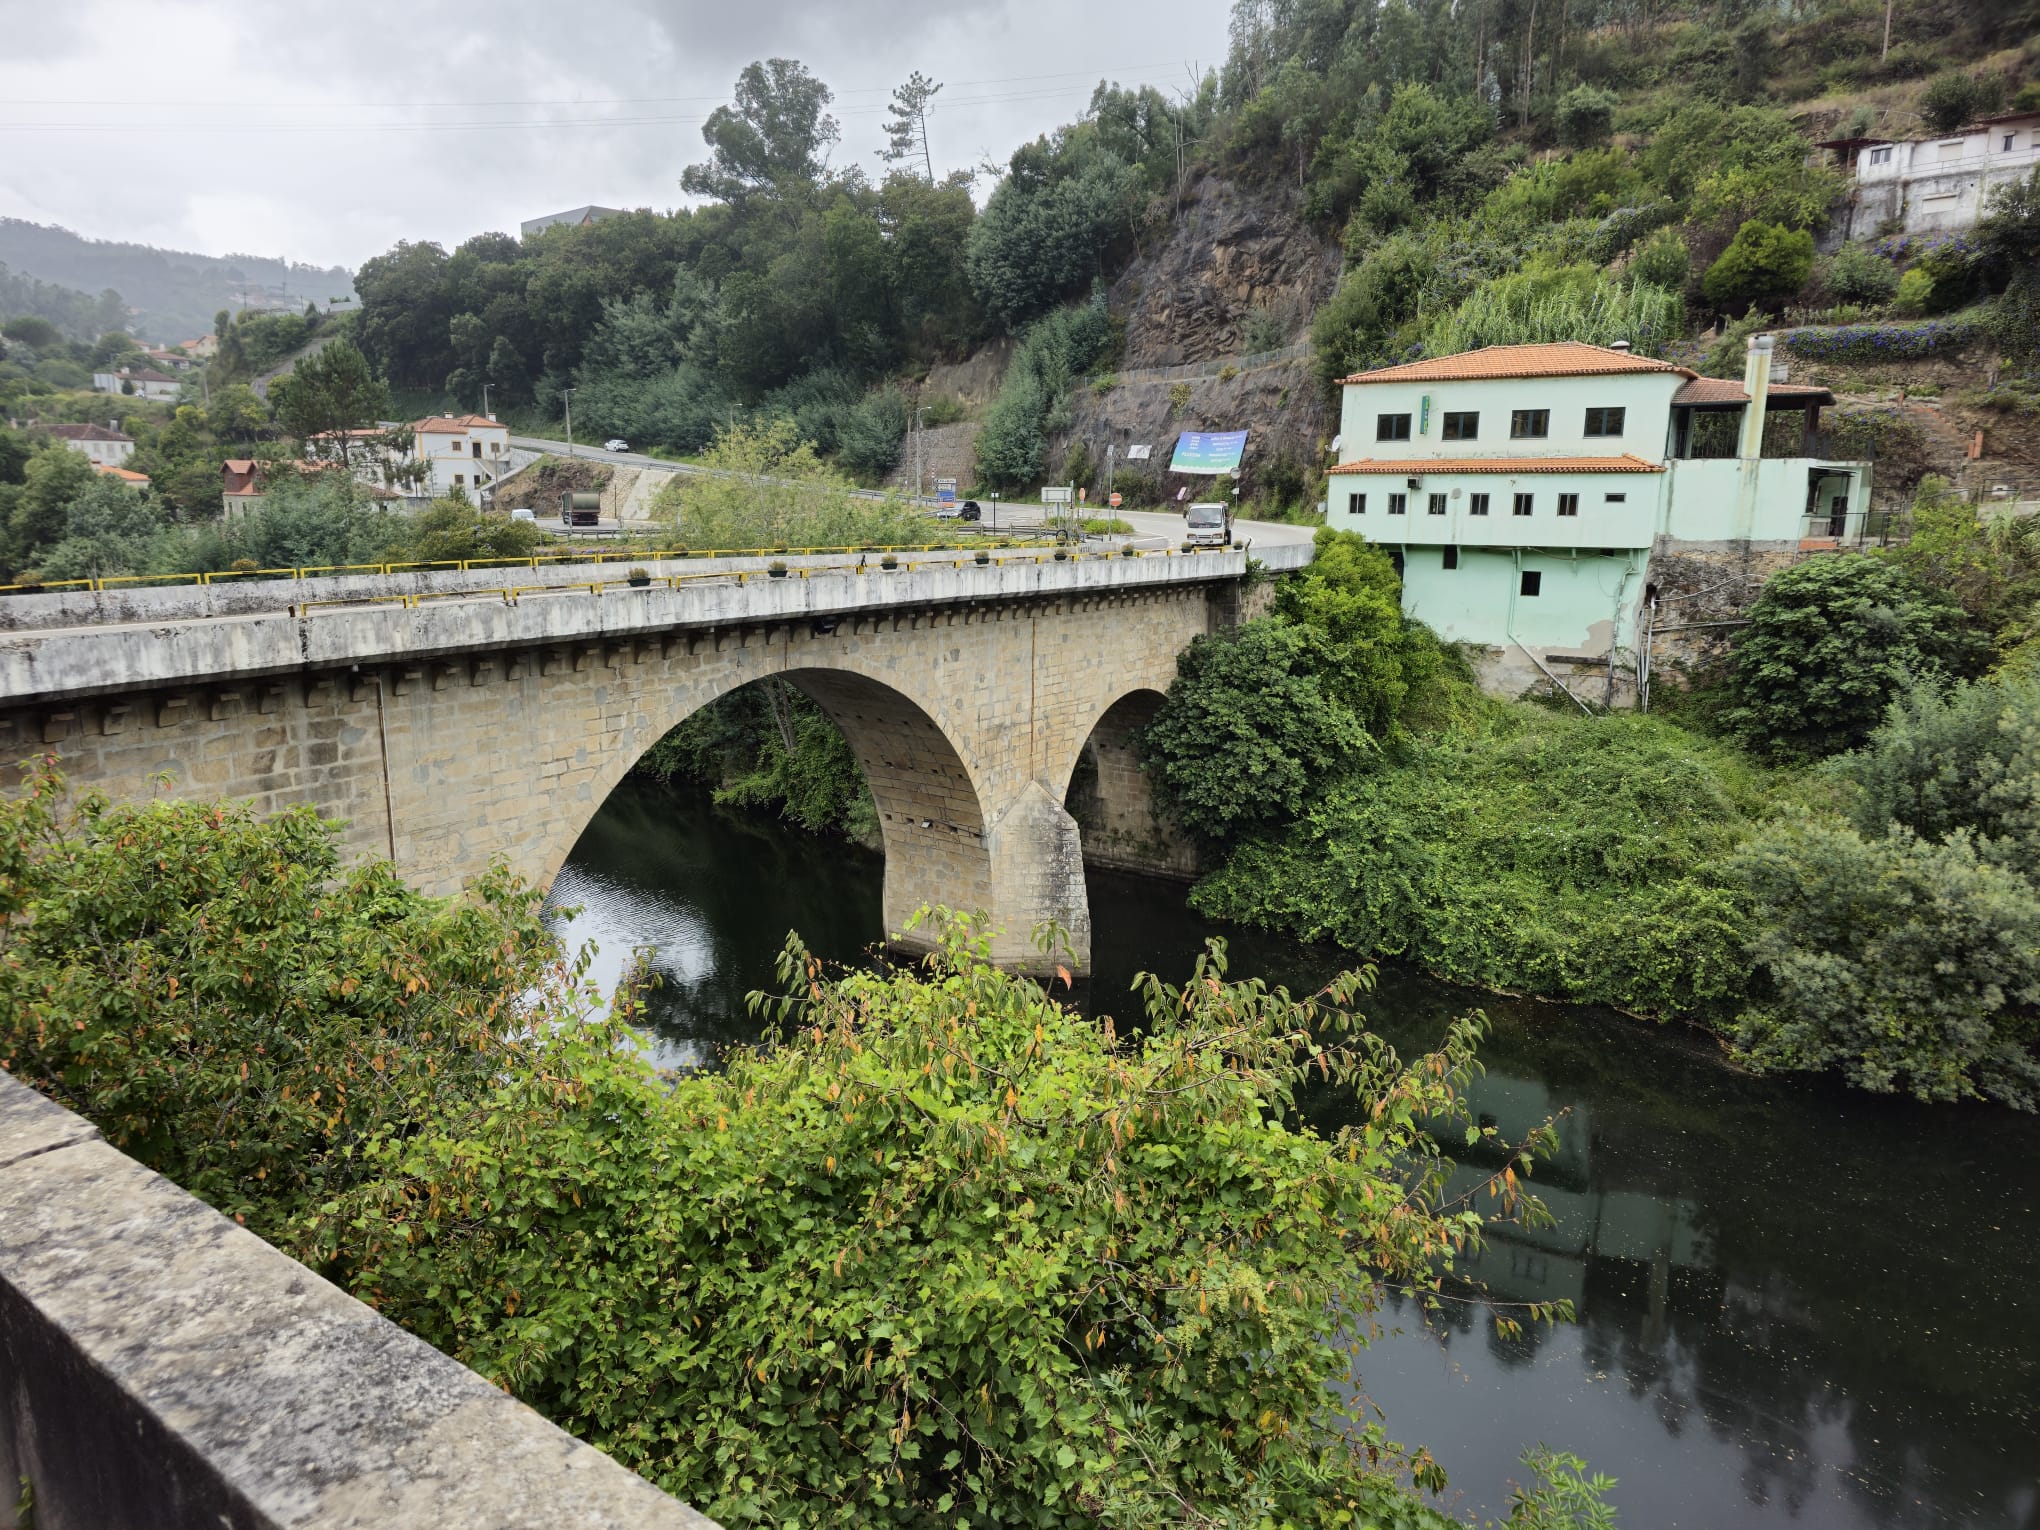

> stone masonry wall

[{"left": 0, "top": 572, "right": 1223, "bottom": 972}]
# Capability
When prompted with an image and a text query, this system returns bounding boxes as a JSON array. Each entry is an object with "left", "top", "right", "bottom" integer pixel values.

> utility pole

[
  {"left": 481, "top": 382, "right": 491, "bottom": 419},
  {"left": 562, "top": 387, "right": 577, "bottom": 461},
  {"left": 915, "top": 405, "right": 926, "bottom": 502}
]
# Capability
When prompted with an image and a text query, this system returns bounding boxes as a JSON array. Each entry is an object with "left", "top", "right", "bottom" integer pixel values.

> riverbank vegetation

[
  {"left": 1142, "top": 523, "right": 2040, "bottom": 1109},
  {"left": 0, "top": 765, "right": 1606, "bottom": 1528}
]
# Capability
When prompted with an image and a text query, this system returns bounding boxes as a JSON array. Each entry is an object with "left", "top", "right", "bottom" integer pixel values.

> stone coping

[
  {"left": 0, "top": 550, "right": 1253, "bottom": 706},
  {"left": 0, "top": 1070, "right": 718, "bottom": 1530}
]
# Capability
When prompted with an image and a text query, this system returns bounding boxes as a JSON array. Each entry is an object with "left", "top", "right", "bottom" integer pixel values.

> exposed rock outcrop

[{"left": 1108, "top": 175, "right": 1340, "bottom": 369}]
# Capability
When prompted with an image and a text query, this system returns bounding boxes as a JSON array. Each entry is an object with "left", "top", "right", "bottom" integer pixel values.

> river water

[{"left": 549, "top": 777, "right": 2040, "bottom": 1529}]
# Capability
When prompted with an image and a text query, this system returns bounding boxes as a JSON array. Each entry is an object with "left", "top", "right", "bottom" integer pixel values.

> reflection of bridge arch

[{"left": 0, "top": 564, "right": 1235, "bottom": 971}]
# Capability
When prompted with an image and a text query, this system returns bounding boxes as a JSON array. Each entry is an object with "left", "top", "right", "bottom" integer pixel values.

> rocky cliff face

[{"left": 1108, "top": 175, "right": 1340, "bottom": 369}]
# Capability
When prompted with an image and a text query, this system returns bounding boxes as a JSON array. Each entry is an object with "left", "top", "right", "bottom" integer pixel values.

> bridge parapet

[{"left": 0, "top": 1070, "right": 718, "bottom": 1530}]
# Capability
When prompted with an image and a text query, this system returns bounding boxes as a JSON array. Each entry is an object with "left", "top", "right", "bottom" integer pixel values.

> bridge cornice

[{"left": 0, "top": 553, "right": 1249, "bottom": 707}]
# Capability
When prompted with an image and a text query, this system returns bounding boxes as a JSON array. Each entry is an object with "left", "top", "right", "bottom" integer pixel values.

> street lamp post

[{"left": 562, "top": 387, "right": 577, "bottom": 461}]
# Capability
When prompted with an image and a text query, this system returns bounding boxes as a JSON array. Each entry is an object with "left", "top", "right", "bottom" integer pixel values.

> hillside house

[
  {"left": 91, "top": 463, "right": 150, "bottom": 489},
  {"left": 39, "top": 422, "right": 135, "bottom": 467},
  {"left": 304, "top": 414, "right": 511, "bottom": 505},
  {"left": 91, "top": 367, "right": 179, "bottom": 401},
  {"left": 1324, "top": 339, "right": 1871, "bottom": 704},
  {"left": 1821, "top": 111, "right": 2040, "bottom": 238},
  {"left": 221, "top": 457, "right": 401, "bottom": 519},
  {"left": 179, "top": 335, "right": 219, "bottom": 361},
  {"left": 521, "top": 205, "right": 623, "bottom": 237}
]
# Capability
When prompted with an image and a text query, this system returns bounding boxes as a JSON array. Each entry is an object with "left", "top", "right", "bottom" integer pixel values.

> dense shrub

[
  {"left": 1721, "top": 555, "right": 1987, "bottom": 759},
  {"left": 972, "top": 302, "right": 1112, "bottom": 488},
  {"left": 649, "top": 418, "right": 926, "bottom": 548},
  {"left": 1836, "top": 674, "right": 2040, "bottom": 862},
  {"left": 1, "top": 767, "right": 1582, "bottom": 1526},
  {"left": 1628, "top": 226, "right": 1691, "bottom": 292},
  {"left": 1421, "top": 266, "right": 1684, "bottom": 357},
  {"left": 1702, "top": 221, "right": 1816, "bottom": 311},
  {"left": 1823, "top": 243, "right": 1900, "bottom": 306},
  {"left": 1730, "top": 814, "right": 2040, "bottom": 1107},
  {"left": 1141, "top": 619, "right": 1371, "bottom": 844},
  {"left": 1554, "top": 85, "right": 1619, "bottom": 149},
  {"left": 1780, "top": 311, "right": 1986, "bottom": 361},
  {"left": 1193, "top": 711, "right": 1765, "bottom": 1018}
]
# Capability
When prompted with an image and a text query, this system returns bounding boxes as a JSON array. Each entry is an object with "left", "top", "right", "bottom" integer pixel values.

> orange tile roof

[
  {"left": 411, "top": 414, "right": 504, "bottom": 433},
  {"left": 1671, "top": 377, "right": 1836, "bottom": 407},
  {"left": 1342, "top": 342, "right": 1694, "bottom": 386},
  {"left": 92, "top": 463, "right": 150, "bottom": 484},
  {"left": 1329, "top": 453, "right": 1665, "bottom": 475}
]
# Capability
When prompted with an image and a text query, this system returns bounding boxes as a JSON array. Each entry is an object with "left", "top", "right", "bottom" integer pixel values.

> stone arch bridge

[{"left": 0, "top": 553, "right": 1279, "bottom": 971}]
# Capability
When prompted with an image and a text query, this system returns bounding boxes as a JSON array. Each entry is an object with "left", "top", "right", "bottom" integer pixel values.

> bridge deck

[{"left": 0, "top": 547, "right": 1265, "bottom": 706}]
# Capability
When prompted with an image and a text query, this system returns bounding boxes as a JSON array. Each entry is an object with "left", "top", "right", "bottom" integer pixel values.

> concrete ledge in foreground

[{"left": 0, "top": 1070, "right": 719, "bottom": 1530}]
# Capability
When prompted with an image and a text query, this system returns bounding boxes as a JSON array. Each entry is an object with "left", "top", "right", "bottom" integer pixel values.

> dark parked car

[{"left": 958, "top": 500, "right": 981, "bottom": 522}]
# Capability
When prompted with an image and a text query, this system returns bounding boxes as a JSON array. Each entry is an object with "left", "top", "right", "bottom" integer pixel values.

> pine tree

[{"left": 881, "top": 72, "right": 941, "bottom": 182}]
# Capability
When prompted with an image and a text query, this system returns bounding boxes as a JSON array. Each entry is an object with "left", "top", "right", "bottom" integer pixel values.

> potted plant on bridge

[
  {"left": 881, "top": 554, "right": 900, "bottom": 572},
  {"left": 768, "top": 559, "right": 789, "bottom": 578},
  {"left": 1121, "top": 545, "right": 1138, "bottom": 558},
  {"left": 974, "top": 549, "right": 990, "bottom": 565},
  {"left": 1054, "top": 548, "right": 1069, "bottom": 562},
  {"left": 626, "top": 566, "right": 651, "bottom": 587}
]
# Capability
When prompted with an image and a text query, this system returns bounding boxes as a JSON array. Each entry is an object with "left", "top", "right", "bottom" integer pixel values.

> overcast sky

[{"left": 0, "top": 0, "right": 1229, "bottom": 274}]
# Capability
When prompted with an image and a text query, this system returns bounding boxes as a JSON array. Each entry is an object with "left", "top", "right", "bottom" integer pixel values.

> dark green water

[{"left": 549, "top": 777, "right": 2040, "bottom": 1529}]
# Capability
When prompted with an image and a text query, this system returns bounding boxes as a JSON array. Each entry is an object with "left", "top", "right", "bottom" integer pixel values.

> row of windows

[
  {"left": 1376, "top": 406, "right": 1626, "bottom": 442},
  {"left": 1346, "top": 490, "right": 1628, "bottom": 515}
]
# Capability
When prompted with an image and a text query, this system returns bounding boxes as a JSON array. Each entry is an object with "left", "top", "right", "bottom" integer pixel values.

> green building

[{"left": 1324, "top": 338, "right": 1871, "bottom": 706}]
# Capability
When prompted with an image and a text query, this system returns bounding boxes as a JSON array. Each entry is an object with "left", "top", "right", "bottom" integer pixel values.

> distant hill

[
  {"left": 0, "top": 219, "right": 354, "bottom": 343},
  {"left": 0, "top": 262, "right": 126, "bottom": 342}
]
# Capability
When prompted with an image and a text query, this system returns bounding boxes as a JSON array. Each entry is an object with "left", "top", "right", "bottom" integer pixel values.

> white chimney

[
  {"left": 1608, "top": 339, "right": 1632, "bottom": 353},
  {"left": 1738, "top": 334, "right": 1774, "bottom": 460}
]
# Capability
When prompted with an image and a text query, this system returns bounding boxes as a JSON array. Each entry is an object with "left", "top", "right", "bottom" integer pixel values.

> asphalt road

[{"left": 505, "top": 436, "right": 1320, "bottom": 551}]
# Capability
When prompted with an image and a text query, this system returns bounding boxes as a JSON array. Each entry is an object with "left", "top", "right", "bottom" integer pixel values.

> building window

[
  {"left": 1443, "top": 547, "right": 1459, "bottom": 569},
  {"left": 1347, "top": 491, "right": 1366, "bottom": 515},
  {"left": 2006, "top": 133, "right": 2020, "bottom": 152},
  {"left": 1387, "top": 492, "right": 1407, "bottom": 515},
  {"left": 1510, "top": 409, "right": 1550, "bottom": 439},
  {"left": 1469, "top": 492, "right": 1490, "bottom": 516},
  {"left": 472, "top": 441, "right": 482, "bottom": 458},
  {"left": 1428, "top": 492, "right": 1447, "bottom": 515},
  {"left": 1557, "top": 493, "right": 1579, "bottom": 517},
  {"left": 1520, "top": 570, "right": 1542, "bottom": 597},
  {"left": 1442, "top": 411, "right": 1479, "bottom": 441},
  {"left": 454, "top": 473, "right": 465, "bottom": 488},
  {"left": 1605, "top": 492, "right": 1627, "bottom": 503},
  {"left": 1869, "top": 145, "right": 1893, "bottom": 165},
  {"left": 1513, "top": 492, "right": 1533, "bottom": 516},
  {"left": 1377, "top": 413, "right": 1412, "bottom": 442},
  {"left": 1583, "top": 407, "right": 1625, "bottom": 437}
]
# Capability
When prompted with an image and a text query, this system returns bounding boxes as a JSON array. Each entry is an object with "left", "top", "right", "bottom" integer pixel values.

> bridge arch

[
  {"left": 1055, "top": 686, "right": 1198, "bottom": 881},
  {"left": 539, "top": 660, "right": 998, "bottom": 962}
]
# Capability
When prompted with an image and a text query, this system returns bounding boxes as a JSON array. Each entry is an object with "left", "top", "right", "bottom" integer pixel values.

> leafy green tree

[
  {"left": 682, "top": 59, "right": 840, "bottom": 202},
  {"left": 965, "top": 137, "right": 1140, "bottom": 328},
  {"left": 35, "top": 475, "right": 167, "bottom": 581},
  {"left": 650, "top": 417, "right": 924, "bottom": 548},
  {"left": 641, "top": 678, "right": 877, "bottom": 839},
  {"left": 833, "top": 384, "right": 908, "bottom": 478},
  {"left": 1142, "top": 619, "right": 1372, "bottom": 843},
  {"left": 1730, "top": 813, "right": 2040, "bottom": 1108},
  {"left": 1920, "top": 71, "right": 1986, "bottom": 133},
  {"left": 270, "top": 338, "right": 389, "bottom": 449},
  {"left": 1721, "top": 554, "right": 1987, "bottom": 758},
  {"left": 1275, "top": 528, "right": 1459, "bottom": 735},
  {"left": 0, "top": 316, "right": 60, "bottom": 351},
  {"left": 1554, "top": 85, "right": 1618, "bottom": 149},
  {"left": 1701, "top": 221, "right": 1817, "bottom": 311},
  {"left": 3, "top": 442, "right": 96, "bottom": 577}
]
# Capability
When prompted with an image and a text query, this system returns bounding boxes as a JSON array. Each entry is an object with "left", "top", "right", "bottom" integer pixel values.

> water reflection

[{"left": 548, "top": 780, "right": 2040, "bottom": 1530}]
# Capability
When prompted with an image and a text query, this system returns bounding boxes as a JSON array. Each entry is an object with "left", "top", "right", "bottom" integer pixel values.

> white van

[
  {"left": 1184, "top": 501, "right": 1232, "bottom": 547},
  {"left": 509, "top": 507, "right": 535, "bottom": 523}
]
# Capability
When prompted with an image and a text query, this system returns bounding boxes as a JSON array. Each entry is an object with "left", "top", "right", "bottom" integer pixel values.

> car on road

[
  {"left": 1184, "top": 501, "right": 1233, "bottom": 548},
  {"left": 603, "top": 438, "right": 631, "bottom": 453},
  {"left": 509, "top": 507, "right": 535, "bottom": 523},
  {"left": 958, "top": 500, "right": 981, "bottom": 522}
]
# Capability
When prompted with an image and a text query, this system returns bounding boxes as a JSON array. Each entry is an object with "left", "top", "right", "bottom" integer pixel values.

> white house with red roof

[
  {"left": 408, "top": 413, "right": 511, "bottom": 501},
  {"left": 1820, "top": 110, "right": 2040, "bottom": 239},
  {"left": 90, "top": 366, "right": 180, "bottom": 401},
  {"left": 39, "top": 422, "right": 135, "bottom": 467},
  {"left": 1325, "top": 339, "right": 1871, "bottom": 702}
]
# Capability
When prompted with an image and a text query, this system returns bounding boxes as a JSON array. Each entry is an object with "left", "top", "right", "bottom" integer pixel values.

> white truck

[{"left": 1184, "top": 501, "right": 1233, "bottom": 547}]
